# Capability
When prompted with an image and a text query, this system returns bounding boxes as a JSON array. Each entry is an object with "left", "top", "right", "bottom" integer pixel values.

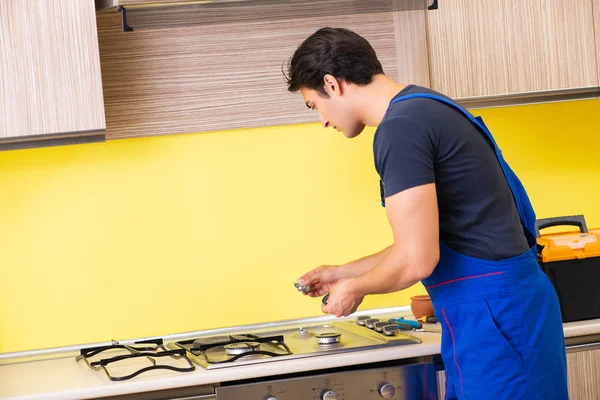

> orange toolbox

[{"left": 536, "top": 215, "right": 600, "bottom": 322}]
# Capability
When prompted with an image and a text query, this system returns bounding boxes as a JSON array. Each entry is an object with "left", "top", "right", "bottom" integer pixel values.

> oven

[{"left": 216, "top": 362, "right": 439, "bottom": 399}]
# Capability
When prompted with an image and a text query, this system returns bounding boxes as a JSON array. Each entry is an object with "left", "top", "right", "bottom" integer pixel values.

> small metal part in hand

[
  {"left": 294, "top": 279, "right": 311, "bottom": 293},
  {"left": 322, "top": 293, "right": 330, "bottom": 305}
]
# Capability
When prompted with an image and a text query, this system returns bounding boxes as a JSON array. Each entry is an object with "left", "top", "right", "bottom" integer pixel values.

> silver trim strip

[
  {"left": 458, "top": 86, "right": 599, "bottom": 110},
  {"left": 566, "top": 342, "right": 600, "bottom": 353},
  {"left": 0, "top": 306, "right": 410, "bottom": 362}
]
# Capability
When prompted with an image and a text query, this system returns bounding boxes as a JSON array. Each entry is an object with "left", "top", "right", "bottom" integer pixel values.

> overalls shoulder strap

[{"left": 388, "top": 93, "right": 537, "bottom": 247}]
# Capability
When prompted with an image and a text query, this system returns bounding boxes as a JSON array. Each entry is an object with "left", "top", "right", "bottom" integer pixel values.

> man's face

[{"left": 300, "top": 85, "right": 365, "bottom": 139}]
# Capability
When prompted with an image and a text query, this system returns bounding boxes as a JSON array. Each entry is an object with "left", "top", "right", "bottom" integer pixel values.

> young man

[{"left": 287, "top": 27, "right": 568, "bottom": 399}]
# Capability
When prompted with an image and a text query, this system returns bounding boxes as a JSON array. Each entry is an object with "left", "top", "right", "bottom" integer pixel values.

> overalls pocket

[{"left": 441, "top": 297, "right": 530, "bottom": 400}]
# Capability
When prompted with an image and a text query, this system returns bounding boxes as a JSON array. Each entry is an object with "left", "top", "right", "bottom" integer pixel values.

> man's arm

[
  {"left": 297, "top": 246, "right": 392, "bottom": 298},
  {"left": 354, "top": 183, "right": 439, "bottom": 294},
  {"left": 322, "top": 183, "right": 439, "bottom": 317},
  {"left": 340, "top": 245, "right": 393, "bottom": 276}
]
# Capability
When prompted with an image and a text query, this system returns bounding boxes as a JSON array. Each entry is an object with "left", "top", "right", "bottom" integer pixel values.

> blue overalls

[{"left": 386, "top": 94, "right": 568, "bottom": 400}]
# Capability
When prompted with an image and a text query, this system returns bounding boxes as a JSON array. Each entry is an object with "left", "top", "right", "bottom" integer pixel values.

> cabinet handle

[
  {"left": 118, "top": 6, "right": 134, "bottom": 32},
  {"left": 566, "top": 342, "right": 600, "bottom": 353}
]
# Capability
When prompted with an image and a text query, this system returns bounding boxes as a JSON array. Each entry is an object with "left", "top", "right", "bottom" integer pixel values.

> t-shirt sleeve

[{"left": 374, "top": 116, "right": 436, "bottom": 198}]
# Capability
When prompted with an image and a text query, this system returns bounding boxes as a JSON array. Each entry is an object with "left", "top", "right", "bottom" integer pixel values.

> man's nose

[{"left": 319, "top": 114, "right": 330, "bottom": 128}]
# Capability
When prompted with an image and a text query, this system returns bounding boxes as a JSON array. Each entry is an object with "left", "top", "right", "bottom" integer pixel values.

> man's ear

[{"left": 323, "top": 74, "right": 343, "bottom": 96}]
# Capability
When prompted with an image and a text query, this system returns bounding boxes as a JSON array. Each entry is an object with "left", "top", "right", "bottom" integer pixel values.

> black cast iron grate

[
  {"left": 173, "top": 333, "right": 292, "bottom": 364},
  {"left": 76, "top": 338, "right": 195, "bottom": 381}
]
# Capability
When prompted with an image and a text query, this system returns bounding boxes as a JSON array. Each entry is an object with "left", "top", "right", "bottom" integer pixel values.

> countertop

[{"left": 1, "top": 308, "right": 599, "bottom": 400}]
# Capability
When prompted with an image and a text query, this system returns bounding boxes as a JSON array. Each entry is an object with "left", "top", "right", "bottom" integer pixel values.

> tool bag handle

[{"left": 535, "top": 215, "right": 588, "bottom": 238}]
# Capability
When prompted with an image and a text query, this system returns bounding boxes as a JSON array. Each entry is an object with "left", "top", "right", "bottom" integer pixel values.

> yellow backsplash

[{"left": 1, "top": 99, "right": 599, "bottom": 353}]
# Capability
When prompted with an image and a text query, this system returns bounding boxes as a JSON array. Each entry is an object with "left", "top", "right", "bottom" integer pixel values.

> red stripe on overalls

[{"left": 426, "top": 272, "right": 504, "bottom": 289}]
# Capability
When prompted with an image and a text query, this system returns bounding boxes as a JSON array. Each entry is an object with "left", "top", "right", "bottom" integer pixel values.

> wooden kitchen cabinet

[
  {"left": 426, "top": 0, "right": 599, "bottom": 103},
  {"left": 0, "top": 0, "right": 106, "bottom": 150},
  {"left": 594, "top": 0, "right": 600, "bottom": 85},
  {"left": 393, "top": 1, "right": 431, "bottom": 88},
  {"left": 96, "top": 0, "right": 409, "bottom": 140},
  {"left": 567, "top": 346, "right": 600, "bottom": 400}
]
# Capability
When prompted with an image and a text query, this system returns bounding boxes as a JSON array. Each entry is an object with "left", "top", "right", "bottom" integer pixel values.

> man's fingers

[
  {"left": 300, "top": 265, "right": 336, "bottom": 287},
  {"left": 310, "top": 282, "right": 324, "bottom": 293},
  {"left": 308, "top": 288, "right": 327, "bottom": 297},
  {"left": 298, "top": 266, "right": 324, "bottom": 285}
]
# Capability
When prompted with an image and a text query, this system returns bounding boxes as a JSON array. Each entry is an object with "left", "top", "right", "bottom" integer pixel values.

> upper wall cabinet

[
  {"left": 0, "top": 0, "right": 106, "bottom": 151},
  {"left": 426, "top": 0, "right": 599, "bottom": 106},
  {"left": 393, "top": 1, "right": 431, "bottom": 88},
  {"left": 594, "top": 0, "right": 600, "bottom": 85},
  {"left": 96, "top": 0, "right": 431, "bottom": 140}
]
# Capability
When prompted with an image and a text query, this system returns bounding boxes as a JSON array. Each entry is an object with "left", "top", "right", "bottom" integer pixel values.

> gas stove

[
  {"left": 75, "top": 311, "right": 431, "bottom": 381},
  {"left": 168, "top": 319, "right": 421, "bottom": 370}
]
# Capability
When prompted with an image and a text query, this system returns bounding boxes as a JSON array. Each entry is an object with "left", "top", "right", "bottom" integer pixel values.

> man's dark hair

[{"left": 285, "top": 27, "right": 384, "bottom": 95}]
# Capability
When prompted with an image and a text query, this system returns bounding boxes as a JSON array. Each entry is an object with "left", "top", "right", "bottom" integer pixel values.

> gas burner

[
  {"left": 224, "top": 342, "right": 260, "bottom": 356},
  {"left": 315, "top": 332, "right": 342, "bottom": 345},
  {"left": 171, "top": 333, "right": 293, "bottom": 367}
]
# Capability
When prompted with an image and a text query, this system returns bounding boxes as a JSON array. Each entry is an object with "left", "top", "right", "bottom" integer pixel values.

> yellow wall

[{"left": 1, "top": 99, "right": 599, "bottom": 353}]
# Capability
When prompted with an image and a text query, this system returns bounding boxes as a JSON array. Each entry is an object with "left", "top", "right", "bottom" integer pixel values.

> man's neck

[{"left": 347, "top": 74, "right": 407, "bottom": 127}]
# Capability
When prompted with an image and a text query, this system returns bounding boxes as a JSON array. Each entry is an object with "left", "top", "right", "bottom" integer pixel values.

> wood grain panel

[
  {"left": 426, "top": 0, "right": 598, "bottom": 99},
  {"left": 97, "top": 0, "right": 400, "bottom": 139},
  {"left": 594, "top": 0, "right": 600, "bottom": 86},
  {"left": 0, "top": 0, "right": 106, "bottom": 140},
  {"left": 567, "top": 348, "right": 600, "bottom": 400},
  {"left": 393, "top": 0, "right": 430, "bottom": 87}
]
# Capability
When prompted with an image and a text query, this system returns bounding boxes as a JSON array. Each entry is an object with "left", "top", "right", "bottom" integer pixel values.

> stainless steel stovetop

[{"left": 168, "top": 319, "right": 422, "bottom": 369}]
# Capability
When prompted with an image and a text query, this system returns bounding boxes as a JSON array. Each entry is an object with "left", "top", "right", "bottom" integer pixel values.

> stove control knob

[
  {"left": 379, "top": 383, "right": 396, "bottom": 398},
  {"left": 321, "top": 390, "right": 338, "bottom": 400}
]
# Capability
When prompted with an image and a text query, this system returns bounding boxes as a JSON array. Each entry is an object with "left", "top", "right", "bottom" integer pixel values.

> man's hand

[
  {"left": 296, "top": 265, "right": 348, "bottom": 298},
  {"left": 321, "top": 279, "right": 364, "bottom": 318},
  {"left": 295, "top": 247, "right": 394, "bottom": 298}
]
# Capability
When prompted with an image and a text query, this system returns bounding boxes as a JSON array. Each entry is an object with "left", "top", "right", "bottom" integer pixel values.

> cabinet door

[
  {"left": 96, "top": 0, "right": 401, "bottom": 140},
  {"left": 567, "top": 347, "right": 600, "bottom": 400},
  {"left": 0, "top": 0, "right": 106, "bottom": 149},
  {"left": 426, "top": 0, "right": 598, "bottom": 100},
  {"left": 594, "top": 0, "right": 600, "bottom": 85},
  {"left": 393, "top": 1, "right": 431, "bottom": 88}
]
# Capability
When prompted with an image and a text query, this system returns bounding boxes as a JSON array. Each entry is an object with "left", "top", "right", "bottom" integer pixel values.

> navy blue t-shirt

[{"left": 374, "top": 85, "right": 529, "bottom": 261}]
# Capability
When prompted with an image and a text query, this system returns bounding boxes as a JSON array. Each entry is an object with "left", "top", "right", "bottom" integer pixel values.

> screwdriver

[
  {"left": 417, "top": 315, "right": 439, "bottom": 324},
  {"left": 388, "top": 319, "right": 418, "bottom": 331},
  {"left": 390, "top": 317, "right": 423, "bottom": 330}
]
